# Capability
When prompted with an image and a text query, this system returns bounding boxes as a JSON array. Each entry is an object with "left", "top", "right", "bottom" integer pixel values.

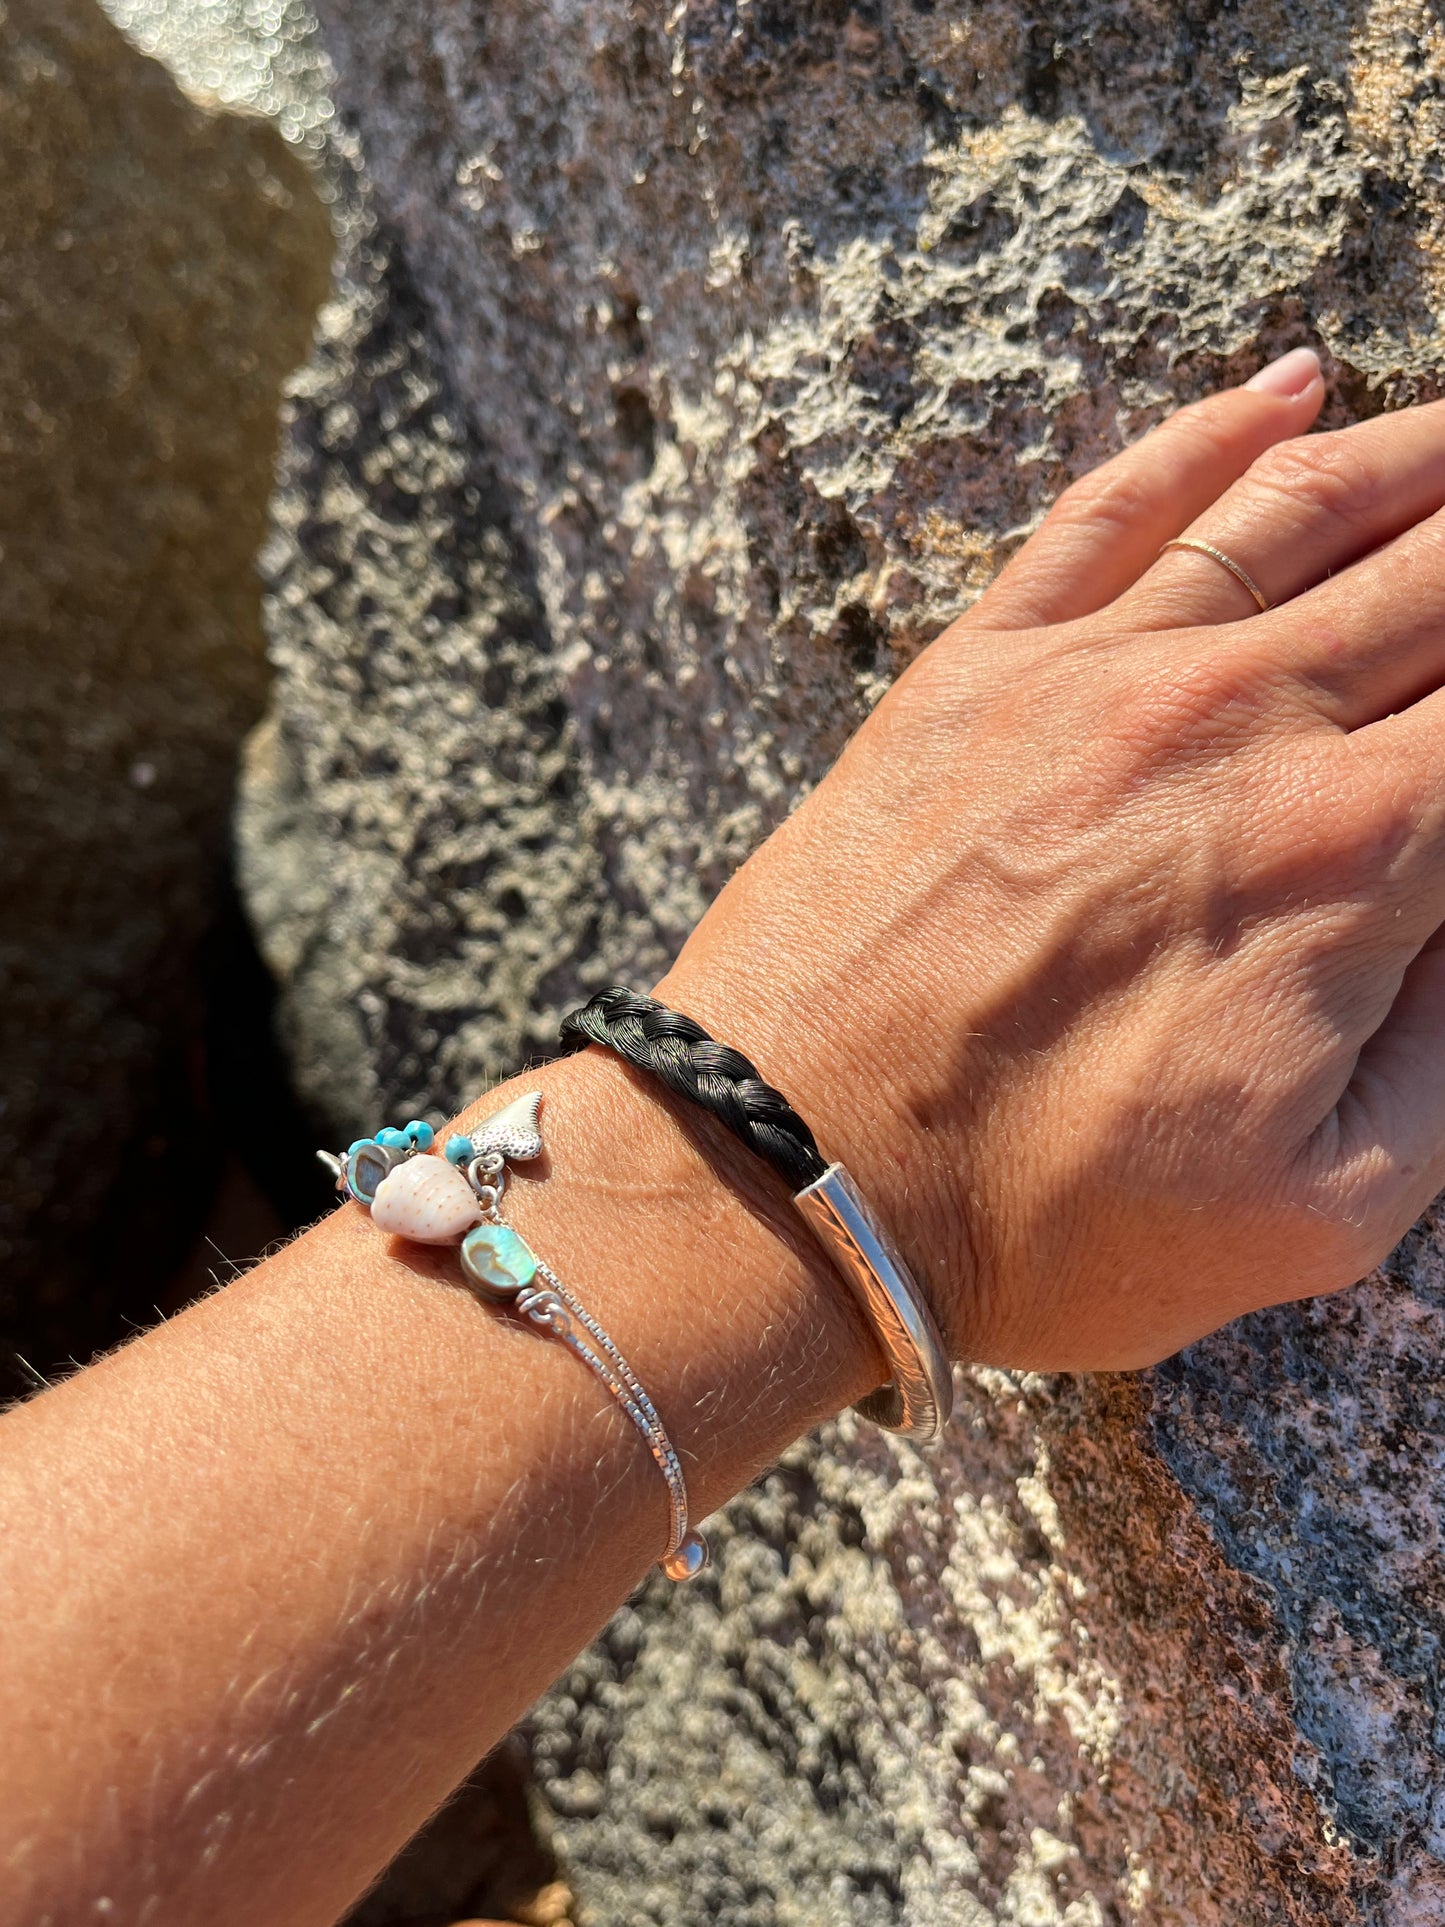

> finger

[
  {"left": 967, "top": 347, "right": 1325, "bottom": 632},
  {"left": 1132, "top": 395, "right": 1445, "bottom": 630},
  {"left": 1271, "top": 504, "right": 1445, "bottom": 729}
]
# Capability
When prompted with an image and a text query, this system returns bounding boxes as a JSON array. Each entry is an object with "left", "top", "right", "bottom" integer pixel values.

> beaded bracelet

[
  {"left": 317, "top": 1093, "right": 709, "bottom": 1582},
  {"left": 560, "top": 987, "right": 954, "bottom": 1443}
]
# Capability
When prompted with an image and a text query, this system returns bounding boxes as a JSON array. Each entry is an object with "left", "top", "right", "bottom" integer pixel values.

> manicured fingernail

[{"left": 1244, "top": 345, "right": 1322, "bottom": 397}]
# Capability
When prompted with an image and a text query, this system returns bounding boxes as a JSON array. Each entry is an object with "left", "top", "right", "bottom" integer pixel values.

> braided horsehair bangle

[
  {"left": 559, "top": 988, "right": 954, "bottom": 1443},
  {"left": 317, "top": 1096, "right": 709, "bottom": 1582}
]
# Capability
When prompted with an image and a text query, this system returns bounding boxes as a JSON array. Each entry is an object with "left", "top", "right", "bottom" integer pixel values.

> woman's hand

[{"left": 663, "top": 346, "right": 1445, "bottom": 1370}]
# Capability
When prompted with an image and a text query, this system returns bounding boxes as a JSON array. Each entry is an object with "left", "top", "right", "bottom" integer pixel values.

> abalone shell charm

[
  {"left": 345, "top": 1139, "right": 401, "bottom": 1206},
  {"left": 370, "top": 1155, "right": 484, "bottom": 1244},
  {"left": 460, "top": 1222, "right": 539, "bottom": 1301}
]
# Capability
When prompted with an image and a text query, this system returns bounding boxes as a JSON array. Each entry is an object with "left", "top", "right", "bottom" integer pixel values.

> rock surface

[
  {"left": 0, "top": 0, "right": 331, "bottom": 1367},
  {"left": 236, "top": 183, "right": 582, "bottom": 1138},
  {"left": 234, "top": 0, "right": 1445, "bottom": 1920}
]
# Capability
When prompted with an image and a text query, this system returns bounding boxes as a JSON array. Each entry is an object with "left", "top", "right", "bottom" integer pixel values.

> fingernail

[{"left": 1244, "top": 345, "right": 1322, "bottom": 397}]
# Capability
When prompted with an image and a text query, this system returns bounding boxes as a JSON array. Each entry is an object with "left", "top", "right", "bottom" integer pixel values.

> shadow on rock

[{"left": 0, "top": 0, "right": 333, "bottom": 1379}]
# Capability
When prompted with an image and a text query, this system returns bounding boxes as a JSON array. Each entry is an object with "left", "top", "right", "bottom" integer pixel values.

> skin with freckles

[{"left": 7, "top": 344, "right": 1445, "bottom": 1924}]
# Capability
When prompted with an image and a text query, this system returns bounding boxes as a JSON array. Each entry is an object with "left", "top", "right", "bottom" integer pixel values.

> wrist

[
  {"left": 653, "top": 950, "right": 980, "bottom": 1364},
  {"left": 448, "top": 1045, "right": 884, "bottom": 1517},
  {"left": 0, "top": 997, "right": 894, "bottom": 1927}
]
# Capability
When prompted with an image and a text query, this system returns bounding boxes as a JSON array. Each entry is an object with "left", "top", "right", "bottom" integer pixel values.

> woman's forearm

[
  {"left": 0, "top": 1046, "right": 878, "bottom": 1927},
  {"left": 16, "top": 351, "right": 1445, "bottom": 1925}
]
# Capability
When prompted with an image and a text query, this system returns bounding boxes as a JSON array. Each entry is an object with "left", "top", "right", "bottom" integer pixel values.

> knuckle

[
  {"left": 1245, "top": 433, "right": 1382, "bottom": 528},
  {"left": 1393, "top": 514, "right": 1445, "bottom": 589},
  {"left": 1279, "top": 743, "right": 1416, "bottom": 878},
  {"left": 1048, "top": 460, "right": 1157, "bottom": 539},
  {"left": 1120, "top": 643, "right": 1272, "bottom": 746},
  {"left": 1045, "top": 386, "right": 1280, "bottom": 541}
]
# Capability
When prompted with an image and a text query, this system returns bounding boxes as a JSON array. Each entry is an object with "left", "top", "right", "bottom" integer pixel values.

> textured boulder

[
  {"left": 236, "top": 193, "right": 581, "bottom": 1137},
  {"left": 0, "top": 0, "right": 331, "bottom": 1367},
  {"left": 236, "top": 0, "right": 1445, "bottom": 1920}
]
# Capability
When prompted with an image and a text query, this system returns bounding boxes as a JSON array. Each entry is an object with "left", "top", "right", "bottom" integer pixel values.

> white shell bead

[{"left": 370, "top": 1155, "right": 483, "bottom": 1244}]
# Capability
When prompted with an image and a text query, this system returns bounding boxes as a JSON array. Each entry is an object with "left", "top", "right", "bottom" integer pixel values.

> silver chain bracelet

[{"left": 318, "top": 1091, "right": 709, "bottom": 1583}]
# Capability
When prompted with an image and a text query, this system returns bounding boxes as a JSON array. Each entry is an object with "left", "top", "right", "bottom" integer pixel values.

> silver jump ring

[
  {"left": 466, "top": 1154, "right": 507, "bottom": 1212},
  {"left": 1158, "top": 537, "right": 1271, "bottom": 613}
]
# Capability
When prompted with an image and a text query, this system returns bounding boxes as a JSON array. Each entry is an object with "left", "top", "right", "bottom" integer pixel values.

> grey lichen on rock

[
  {"left": 237, "top": 181, "right": 597, "bottom": 1138},
  {"left": 233, "top": 0, "right": 1445, "bottom": 1918},
  {"left": 0, "top": 0, "right": 332, "bottom": 1365}
]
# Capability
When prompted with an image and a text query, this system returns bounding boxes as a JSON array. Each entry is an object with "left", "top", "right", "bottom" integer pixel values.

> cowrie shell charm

[{"left": 370, "top": 1155, "right": 484, "bottom": 1244}]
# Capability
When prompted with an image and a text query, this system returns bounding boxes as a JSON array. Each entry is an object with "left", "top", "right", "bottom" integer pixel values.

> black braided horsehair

[{"left": 558, "top": 987, "right": 827, "bottom": 1194}]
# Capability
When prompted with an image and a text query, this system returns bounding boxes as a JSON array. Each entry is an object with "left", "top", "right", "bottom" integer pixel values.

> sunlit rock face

[{"left": 242, "top": 0, "right": 1445, "bottom": 1918}]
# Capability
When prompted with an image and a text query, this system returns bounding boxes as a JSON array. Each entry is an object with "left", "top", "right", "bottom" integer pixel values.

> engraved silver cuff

[{"left": 793, "top": 1163, "right": 953, "bottom": 1443}]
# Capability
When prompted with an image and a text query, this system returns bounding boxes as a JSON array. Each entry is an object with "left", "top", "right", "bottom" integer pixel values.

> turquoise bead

[
  {"left": 406, "top": 1119, "right": 435, "bottom": 1150},
  {"left": 347, "top": 1138, "right": 375, "bottom": 1158},
  {"left": 444, "top": 1134, "right": 474, "bottom": 1165},
  {"left": 460, "top": 1223, "right": 539, "bottom": 1302},
  {"left": 375, "top": 1126, "right": 407, "bottom": 1149}
]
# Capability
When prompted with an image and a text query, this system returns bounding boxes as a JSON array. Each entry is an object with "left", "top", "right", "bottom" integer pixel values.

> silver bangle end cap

[
  {"left": 793, "top": 1162, "right": 954, "bottom": 1443},
  {"left": 661, "top": 1529, "right": 711, "bottom": 1582}
]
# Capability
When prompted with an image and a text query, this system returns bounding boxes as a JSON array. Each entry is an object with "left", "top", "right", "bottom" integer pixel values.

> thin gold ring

[{"left": 1158, "top": 537, "right": 1271, "bottom": 613}]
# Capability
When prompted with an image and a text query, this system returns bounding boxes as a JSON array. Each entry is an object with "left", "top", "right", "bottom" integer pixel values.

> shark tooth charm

[
  {"left": 470, "top": 1089, "right": 544, "bottom": 1163},
  {"left": 370, "top": 1155, "right": 484, "bottom": 1244}
]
